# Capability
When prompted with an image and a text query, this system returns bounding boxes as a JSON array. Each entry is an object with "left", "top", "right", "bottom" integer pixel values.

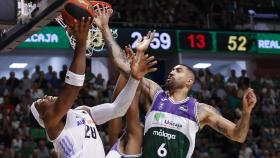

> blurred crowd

[
  {"left": 103, "top": 0, "right": 279, "bottom": 29},
  {"left": 0, "top": 65, "right": 280, "bottom": 158},
  {"left": 191, "top": 69, "right": 280, "bottom": 158},
  {"left": 0, "top": 65, "right": 112, "bottom": 158}
]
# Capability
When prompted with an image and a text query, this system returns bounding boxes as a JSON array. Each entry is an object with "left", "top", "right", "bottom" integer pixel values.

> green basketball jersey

[{"left": 142, "top": 91, "right": 199, "bottom": 158}]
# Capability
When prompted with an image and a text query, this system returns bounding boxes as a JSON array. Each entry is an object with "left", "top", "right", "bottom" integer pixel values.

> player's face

[{"left": 165, "top": 65, "right": 193, "bottom": 90}]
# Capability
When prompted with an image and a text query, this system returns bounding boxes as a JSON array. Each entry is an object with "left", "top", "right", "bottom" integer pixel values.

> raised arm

[
  {"left": 42, "top": 18, "right": 91, "bottom": 129},
  {"left": 124, "top": 45, "right": 162, "bottom": 107},
  {"left": 198, "top": 88, "right": 257, "bottom": 143},
  {"left": 89, "top": 46, "right": 157, "bottom": 125},
  {"left": 93, "top": 7, "right": 130, "bottom": 76},
  {"left": 93, "top": 5, "right": 156, "bottom": 78}
]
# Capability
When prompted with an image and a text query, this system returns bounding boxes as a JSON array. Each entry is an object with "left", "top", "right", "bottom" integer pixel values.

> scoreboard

[
  {"left": 117, "top": 29, "right": 280, "bottom": 55},
  {"left": 116, "top": 28, "right": 176, "bottom": 53},
  {"left": 178, "top": 31, "right": 212, "bottom": 51},
  {"left": 177, "top": 30, "right": 280, "bottom": 54},
  {"left": 16, "top": 26, "right": 280, "bottom": 55}
]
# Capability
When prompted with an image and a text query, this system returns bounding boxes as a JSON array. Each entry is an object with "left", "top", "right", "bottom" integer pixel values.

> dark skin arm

[
  {"left": 125, "top": 87, "right": 142, "bottom": 155},
  {"left": 198, "top": 88, "right": 257, "bottom": 143},
  {"left": 36, "top": 18, "right": 91, "bottom": 139},
  {"left": 108, "top": 47, "right": 143, "bottom": 153},
  {"left": 108, "top": 73, "right": 143, "bottom": 154}
]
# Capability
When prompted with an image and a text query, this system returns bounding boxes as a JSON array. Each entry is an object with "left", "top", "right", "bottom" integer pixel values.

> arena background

[{"left": 0, "top": 0, "right": 280, "bottom": 157}]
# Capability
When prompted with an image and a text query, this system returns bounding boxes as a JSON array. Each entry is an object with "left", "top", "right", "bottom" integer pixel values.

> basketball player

[
  {"left": 94, "top": 5, "right": 257, "bottom": 158},
  {"left": 106, "top": 47, "right": 143, "bottom": 158},
  {"left": 30, "top": 17, "right": 157, "bottom": 158}
]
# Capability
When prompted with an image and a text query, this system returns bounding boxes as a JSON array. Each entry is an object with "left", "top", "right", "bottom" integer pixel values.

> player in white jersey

[
  {"left": 95, "top": 6, "right": 258, "bottom": 158},
  {"left": 30, "top": 16, "right": 157, "bottom": 158}
]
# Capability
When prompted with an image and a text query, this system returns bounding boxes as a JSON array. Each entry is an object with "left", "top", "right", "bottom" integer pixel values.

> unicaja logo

[
  {"left": 153, "top": 129, "right": 176, "bottom": 140},
  {"left": 154, "top": 113, "right": 182, "bottom": 129},
  {"left": 154, "top": 113, "right": 165, "bottom": 121},
  {"left": 164, "top": 120, "right": 182, "bottom": 128}
]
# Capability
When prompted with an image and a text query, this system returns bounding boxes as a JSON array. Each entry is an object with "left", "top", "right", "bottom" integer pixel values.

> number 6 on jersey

[{"left": 157, "top": 143, "right": 167, "bottom": 157}]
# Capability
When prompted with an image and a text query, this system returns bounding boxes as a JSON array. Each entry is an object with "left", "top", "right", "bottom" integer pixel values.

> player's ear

[{"left": 186, "top": 79, "right": 194, "bottom": 87}]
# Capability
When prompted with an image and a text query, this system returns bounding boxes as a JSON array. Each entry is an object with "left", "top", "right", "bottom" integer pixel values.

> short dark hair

[{"left": 178, "top": 64, "right": 196, "bottom": 82}]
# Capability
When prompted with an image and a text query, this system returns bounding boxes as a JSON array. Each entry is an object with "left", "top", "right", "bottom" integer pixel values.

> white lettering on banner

[
  {"left": 25, "top": 34, "right": 59, "bottom": 43},
  {"left": 258, "top": 40, "right": 280, "bottom": 49}
]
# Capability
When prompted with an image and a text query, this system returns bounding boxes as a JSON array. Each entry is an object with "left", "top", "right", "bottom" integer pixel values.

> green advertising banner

[
  {"left": 257, "top": 33, "right": 280, "bottom": 54},
  {"left": 18, "top": 26, "right": 71, "bottom": 49}
]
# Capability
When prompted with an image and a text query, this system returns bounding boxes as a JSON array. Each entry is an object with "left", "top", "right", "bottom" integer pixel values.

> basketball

[{"left": 61, "top": 0, "right": 95, "bottom": 28}]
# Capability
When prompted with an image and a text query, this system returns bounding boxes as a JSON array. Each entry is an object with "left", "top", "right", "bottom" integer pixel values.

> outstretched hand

[
  {"left": 136, "top": 30, "right": 155, "bottom": 53},
  {"left": 130, "top": 51, "right": 157, "bottom": 80},
  {"left": 124, "top": 45, "right": 135, "bottom": 64},
  {"left": 93, "top": 4, "right": 113, "bottom": 30},
  {"left": 242, "top": 88, "right": 257, "bottom": 114}
]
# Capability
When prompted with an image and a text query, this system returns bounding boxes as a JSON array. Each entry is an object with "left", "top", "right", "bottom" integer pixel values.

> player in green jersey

[{"left": 93, "top": 5, "right": 257, "bottom": 158}]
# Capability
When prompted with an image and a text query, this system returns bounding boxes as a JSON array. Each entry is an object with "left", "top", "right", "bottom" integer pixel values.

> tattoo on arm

[
  {"left": 105, "top": 35, "right": 131, "bottom": 76},
  {"left": 232, "top": 114, "right": 250, "bottom": 142},
  {"left": 207, "top": 105, "right": 221, "bottom": 115},
  {"left": 197, "top": 103, "right": 221, "bottom": 128},
  {"left": 197, "top": 103, "right": 220, "bottom": 119},
  {"left": 215, "top": 121, "right": 229, "bottom": 136}
]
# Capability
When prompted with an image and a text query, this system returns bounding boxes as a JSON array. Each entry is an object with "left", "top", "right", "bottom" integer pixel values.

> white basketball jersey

[{"left": 49, "top": 109, "right": 105, "bottom": 158}]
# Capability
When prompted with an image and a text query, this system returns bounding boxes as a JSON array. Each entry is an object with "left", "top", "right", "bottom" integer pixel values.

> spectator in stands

[
  {"left": 21, "top": 70, "right": 32, "bottom": 91},
  {"left": 94, "top": 73, "right": 106, "bottom": 90},
  {"left": 0, "top": 96, "right": 14, "bottom": 113},
  {"left": 6, "top": 71, "right": 19, "bottom": 91},
  {"left": 238, "top": 69, "right": 250, "bottom": 86},
  {"left": 37, "top": 140, "right": 49, "bottom": 158},
  {"left": 49, "top": 71, "right": 60, "bottom": 89},
  {"left": 85, "top": 66, "right": 95, "bottom": 83},
  {"left": 45, "top": 65, "right": 53, "bottom": 81},
  {"left": 35, "top": 71, "right": 48, "bottom": 90},
  {"left": 22, "top": 89, "right": 33, "bottom": 107},
  {"left": 201, "top": 83, "right": 211, "bottom": 101},
  {"left": 88, "top": 83, "right": 99, "bottom": 104},
  {"left": 0, "top": 77, "right": 8, "bottom": 97},
  {"left": 31, "top": 65, "right": 41, "bottom": 81},
  {"left": 228, "top": 69, "right": 238, "bottom": 83},
  {"left": 44, "top": 82, "right": 56, "bottom": 96},
  {"left": 14, "top": 81, "right": 25, "bottom": 98},
  {"left": 239, "top": 143, "right": 253, "bottom": 158},
  {"left": 59, "top": 64, "right": 67, "bottom": 81},
  {"left": 11, "top": 135, "right": 22, "bottom": 153},
  {"left": 30, "top": 83, "right": 44, "bottom": 100}
]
